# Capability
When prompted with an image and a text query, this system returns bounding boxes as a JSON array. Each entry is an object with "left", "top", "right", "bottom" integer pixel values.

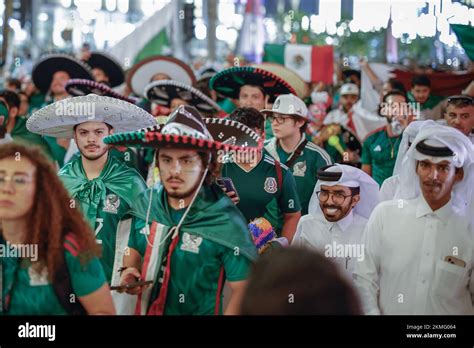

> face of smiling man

[{"left": 318, "top": 184, "right": 360, "bottom": 222}]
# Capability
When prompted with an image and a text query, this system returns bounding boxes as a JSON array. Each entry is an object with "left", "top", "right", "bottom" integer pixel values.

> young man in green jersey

[
  {"left": 26, "top": 94, "right": 156, "bottom": 314},
  {"left": 264, "top": 94, "right": 332, "bottom": 216},
  {"left": 110, "top": 105, "right": 259, "bottom": 315},
  {"left": 221, "top": 107, "right": 301, "bottom": 242}
]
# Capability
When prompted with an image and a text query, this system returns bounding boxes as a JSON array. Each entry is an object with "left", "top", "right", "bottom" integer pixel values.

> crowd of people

[{"left": 0, "top": 45, "right": 473, "bottom": 316}]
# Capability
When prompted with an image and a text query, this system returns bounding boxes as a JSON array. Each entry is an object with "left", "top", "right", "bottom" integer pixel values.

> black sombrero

[
  {"left": 86, "top": 52, "right": 125, "bottom": 87},
  {"left": 145, "top": 80, "right": 221, "bottom": 113},
  {"left": 65, "top": 79, "right": 138, "bottom": 104},
  {"left": 126, "top": 56, "right": 196, "bottom": 97},
  {"left": 209, "top": 66, "right": 296, "bottom": 102},
  {"left": 103, "top": 105, "right": 262, "bottom": 152},
  {"left": 32, "top": 54, "right": 94, "bottom": 93}
]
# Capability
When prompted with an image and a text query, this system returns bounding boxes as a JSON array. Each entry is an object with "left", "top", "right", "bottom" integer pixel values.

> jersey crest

[
  {"left": 264, "top": 177, "right": 278, "bottom": 194},
  {"left": 180, "top": 232, "right": 203, "bottom": 254},
  {"left": 293, "top": 161, "right": 307, "bottom": 177},
  {"left": 103, "top": 194, "right": 121, "bottom": 214}
]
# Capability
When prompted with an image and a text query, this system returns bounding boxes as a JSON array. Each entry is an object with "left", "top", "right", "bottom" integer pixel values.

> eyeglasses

[
  {"left": 316, "top": 190, "right": 353, "bottom": 205},
  {"left": 266, "top": 114, "right": 293, "bottom": 125},
  {"left": 0, "top": 174, "right": 34, "bottom": 189}
]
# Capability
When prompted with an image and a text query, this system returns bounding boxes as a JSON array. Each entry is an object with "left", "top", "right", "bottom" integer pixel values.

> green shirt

[
  {"left": 361, "top": 127, "right": 402, "bottom": 186},
  {"left": 265, "top": 135, "right": 332, "bottom": 215},
  {"left": 221, "top": 151, "right": 301, "bottom": 223},
  {"left": 11, "top": 116, "right": 54, "bottom": 161},
  {"left": 1, "top": 247, "right": 106, "bottom": 315},
  {"left": 128, "top": 184, "right": 256, "bottom": 315},
  {"left": 59, "top": 155, "right": 147, "bottom": 282}
]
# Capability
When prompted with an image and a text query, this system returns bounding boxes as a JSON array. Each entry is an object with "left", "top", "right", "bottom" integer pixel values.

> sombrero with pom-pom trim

[{"left": 66, "top": 79, "right": 139, "bottom": 104}]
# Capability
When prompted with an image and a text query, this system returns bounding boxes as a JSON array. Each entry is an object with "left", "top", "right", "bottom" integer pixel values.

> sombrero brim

[
  {"left": 65, "top": 79, "right": 137, "bottom": 104},
  {"left": 253, "top": 63, "right": 309, "bottom": 99},
  {"left": 103, "top": 119, "right": 262, "bottom": 152},
  {"left": 127, "top": 56, "right": 196, "bottom": 97},
  {"left": 87, "top": 52, "right": 125, "bottom": 87},
  {"left": 210, "top": 66, "right": 296, "bottom": 102},
  {"left": 145, "top": 80, "right": 221, "bottom": 113},
  {"left": 26, "top": 94, "right": 156, "bottom": 138},
  {"left": 32, "top": 54, "right": 93, "bottom": 93}
]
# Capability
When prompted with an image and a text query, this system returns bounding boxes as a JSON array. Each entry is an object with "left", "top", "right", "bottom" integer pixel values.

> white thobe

[
  {"left": 293, "top": 210, "right": 367, "bottom": 280},
  {"left": 353, "top": 195, "right": 474, "bottom": 315}
]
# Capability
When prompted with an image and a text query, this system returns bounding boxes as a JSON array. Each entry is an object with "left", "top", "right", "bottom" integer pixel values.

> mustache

[
  {"left": 423, "top": 180, "right": 442, "bottom": 186},
  {"left": 166, "top": 176, "right": 184, "bottom": 183}
]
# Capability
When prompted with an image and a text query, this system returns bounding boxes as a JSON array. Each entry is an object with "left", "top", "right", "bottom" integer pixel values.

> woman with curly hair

[{"left": 0, "top": 143, "right": 115, "bottom": 315}]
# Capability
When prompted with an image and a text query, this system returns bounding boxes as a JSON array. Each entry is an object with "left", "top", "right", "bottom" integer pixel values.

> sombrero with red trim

[
  {"left": 86, "top": 52, "right": 125, "bottom": 87},
  {"left": 209, "top": 66, "right": 296, "bottom": 102},
  {"left": 66, "top": 79, "right": 138, "bottom": 104},
  {"left": 103, "top": 105, "right": 262, "bottom": 152}
]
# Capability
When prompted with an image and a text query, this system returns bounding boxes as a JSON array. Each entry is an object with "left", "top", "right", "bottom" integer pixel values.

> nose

[
  {"left": 1, "top": 179, "right": 15, "bottom": 194},
  {"left": 170, "top": 160, "right": 182, "bottom": 175},
  {"left": 428, "top": 168, "right": 440, "bottom": 180}
]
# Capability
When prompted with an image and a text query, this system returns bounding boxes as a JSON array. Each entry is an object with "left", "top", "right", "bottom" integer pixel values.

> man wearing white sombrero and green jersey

[
  {"left": 263, "top": 94, "right": 333, "bottom": 219},
  {"left": 27, "top": 94, "right": 156, "bottom": 314}
]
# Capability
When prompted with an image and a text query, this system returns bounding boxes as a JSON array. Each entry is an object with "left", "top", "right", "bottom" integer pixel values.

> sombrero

[
  {"left": 209, "top": 66, "right": 296, "bottom": 102},
  {"left": 26, "top": 94, "right": 156, "bottom": 138},
  {"left": 66, "top": 79, "right": 138, "bottom": 104},
  {"left": 253, "top": 63, "right": 309, "bottom": 100},
  {"left": 126, "top": 56, "right": 196, "bottom": 97},
  {"left": 86, "top": 52, "right": 125, "bottom": 87},
  {"left": 103, "top": 105, "right": 262, "bottom": 152},
  {"left": 144, "top": 80, "right": 221, "bottom": 113},
  {"left": 32, "top": 54, "right": 94, "bottom": 93}
]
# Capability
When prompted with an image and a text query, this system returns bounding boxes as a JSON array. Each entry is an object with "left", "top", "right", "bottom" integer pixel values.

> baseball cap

[
  {"left": 261, "top": 94, "right": 309, "bottom": 119},
  {"left": 340, "top": 83, "right": 359, "bottom": 96}
]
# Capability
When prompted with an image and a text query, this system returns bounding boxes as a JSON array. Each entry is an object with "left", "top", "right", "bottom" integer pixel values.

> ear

[
  {"left": 351, "top": 194, "right": 361, "bottom": 207},
  {"left": 454, "top": 167, "right": 464, "bottom": 183}
]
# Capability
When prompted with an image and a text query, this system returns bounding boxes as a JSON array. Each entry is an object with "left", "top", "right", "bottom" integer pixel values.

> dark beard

[
  {"left": 165, "top": 174, "right": 204, "bottom": 200},
  {"left": 79, "top": 146, "right": 109, "bottom": 161}
]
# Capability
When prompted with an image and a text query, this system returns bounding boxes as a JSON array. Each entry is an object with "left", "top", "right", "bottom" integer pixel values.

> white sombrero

[
  {"left": 126, "top": 56, "right": 196, "bottom": 97},
  {"left": 26, "top": 94, "right": 156, "bottom": 138}
]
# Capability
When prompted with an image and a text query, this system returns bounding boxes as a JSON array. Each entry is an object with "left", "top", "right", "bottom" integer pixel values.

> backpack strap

[
  {"left": 52, "top": 233, "right": 87, "bottom": 315},
  {"left": 285, "top": 139, "right": 308, "bottom": 169},
  {"left": 274, "top": 160, "right": 283, "bottom": 192}
]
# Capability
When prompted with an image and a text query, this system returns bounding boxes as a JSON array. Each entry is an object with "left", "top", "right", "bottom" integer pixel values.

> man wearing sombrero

[
  {"left": 32, "top": 54, "right": 95, "bottom": 167},
  {"left": 27, "top": 94, "right": 156, "bottom": 313},
  {"left": 210, "top": 65, "right": 298, "bottom": 139},
  {"left": 108, "top": 105, "right": 259, "bottom": 315},
  {"left": 81, "top": 51, "right": 125, "bottom": 88}
]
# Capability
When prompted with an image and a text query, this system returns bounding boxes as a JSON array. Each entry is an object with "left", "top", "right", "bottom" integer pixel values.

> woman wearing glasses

[{"left": 0, "top": 143, "right": 115, "bottom": 315}]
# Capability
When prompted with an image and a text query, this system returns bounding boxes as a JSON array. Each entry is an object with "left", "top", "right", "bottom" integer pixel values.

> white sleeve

[
  {"left": 353, "top": 206, "right": 384, "bottom": 315},
  {"left": 291, "top": 217, "right": 306, "bottom": 247},
  {"left": 379, "top": 177, "right": 395, "bottom": 202}
]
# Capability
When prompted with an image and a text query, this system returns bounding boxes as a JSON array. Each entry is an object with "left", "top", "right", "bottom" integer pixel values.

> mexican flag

[
  {"left": 263, "top": 43, "right": 334, "bottom": 84},
  {"left": 451, "top": 24, "right": 474, "bottom": 62}
]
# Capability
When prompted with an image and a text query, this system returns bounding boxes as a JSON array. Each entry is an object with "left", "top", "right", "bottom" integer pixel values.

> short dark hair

[
  {"left": 383, "top": 89, "right": 407, "bottom": 103},
  {"left": 387, "top": 79, "right": 406, "bottom": 94},
  {"left": 73, "top": 122, "right": 113, "bottom": 132},
  {"left": 290, "top": 116, "right": 308, "bottom": 134},
  {"left": 240, "top": 247, "right": 362, "bottom": 315},
  {"left": 0, "top": 90, "right": 21, "bottom": 109},
  {"left": 411, "top": 74, "right": 431, "bottom": 88},
  {"left": 228, "top": 107, "right": 265, "bottom": 132},
  {"left": 6, "top": 78, "right": 21, "bottom": 91}
]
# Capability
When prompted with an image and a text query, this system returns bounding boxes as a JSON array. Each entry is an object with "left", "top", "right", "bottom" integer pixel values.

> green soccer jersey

[
  {"left": 128, "top": 184, "right": 257, "bottom": 315},
  {"left": 221, "top": 151, "right": 301, "bottom": 223},
  {"left": 11, "top": 116, "right": 55, "bottom": 161},
  {"left": 265, "top": 135, "right": 333, "bottom": 215},
  {"left": 59, "top": 155, "right": 147, "bottom": 282},
  {"left": 361, "top": 127, "right": 402, "bottom": 186},
  {"left": 1, "top": 241, "right": 106, "bottom": 315}
]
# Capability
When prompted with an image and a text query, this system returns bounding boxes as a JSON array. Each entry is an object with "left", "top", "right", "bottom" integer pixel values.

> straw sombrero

[
  {"left": 26, "top": 94, "right": 156, "bottom": 138},
  {"left": 126, "top": 56, "right": 196, "bottom": 97}
]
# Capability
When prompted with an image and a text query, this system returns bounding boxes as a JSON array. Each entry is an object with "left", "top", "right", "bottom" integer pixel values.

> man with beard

[
  {"left": 26, "top": 94, "right": 156, "bottom": 313},
  {"left": 31, "top": 54, "right": 94, "bottom": 167},
  {"left": 108, "top": 105, "right": 259, "bottom": 315},
  {"left": 444, "top": 95, "right": 473, "bottom": 144},
  {"left": 292, "top": 164, "right": 379, "bottom": 279},
  {"left": 354, "top": 124, "right": 474, "bottom": 314}
]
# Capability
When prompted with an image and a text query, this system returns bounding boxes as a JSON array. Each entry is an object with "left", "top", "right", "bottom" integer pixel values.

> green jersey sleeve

[
  {"left": 220, "top": 246, "right": 252, "bottom": 282},
  {"left": 277, "top": 168, "right": 301, "bottom": 214},
  {"left": 65, "top": 250, "right": 107, "bottom": 297}
]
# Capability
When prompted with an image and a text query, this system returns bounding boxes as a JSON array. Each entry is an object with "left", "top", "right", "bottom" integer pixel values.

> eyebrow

[{"left": 0, "top": 170, "right": 30, "bottom": 175}]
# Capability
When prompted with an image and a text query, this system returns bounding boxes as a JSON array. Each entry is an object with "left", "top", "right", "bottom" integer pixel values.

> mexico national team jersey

[
  {"left": 1, "top": 238, "right": 106, "bottom": 315},
  {"left": 128, "top": 184, "right": 257, "bottom": 315},
  {"left": 59, "top": 155, "right": 147, "bottom": 283},
  {"left": 265, "top": 135, "right": 332, "bottom": 215},
  {"left": 361, "top": 127, "right": 402, "bottom": 186},
  {"left": 221, "top": 151, "right": 301, "bottom": 223}
]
